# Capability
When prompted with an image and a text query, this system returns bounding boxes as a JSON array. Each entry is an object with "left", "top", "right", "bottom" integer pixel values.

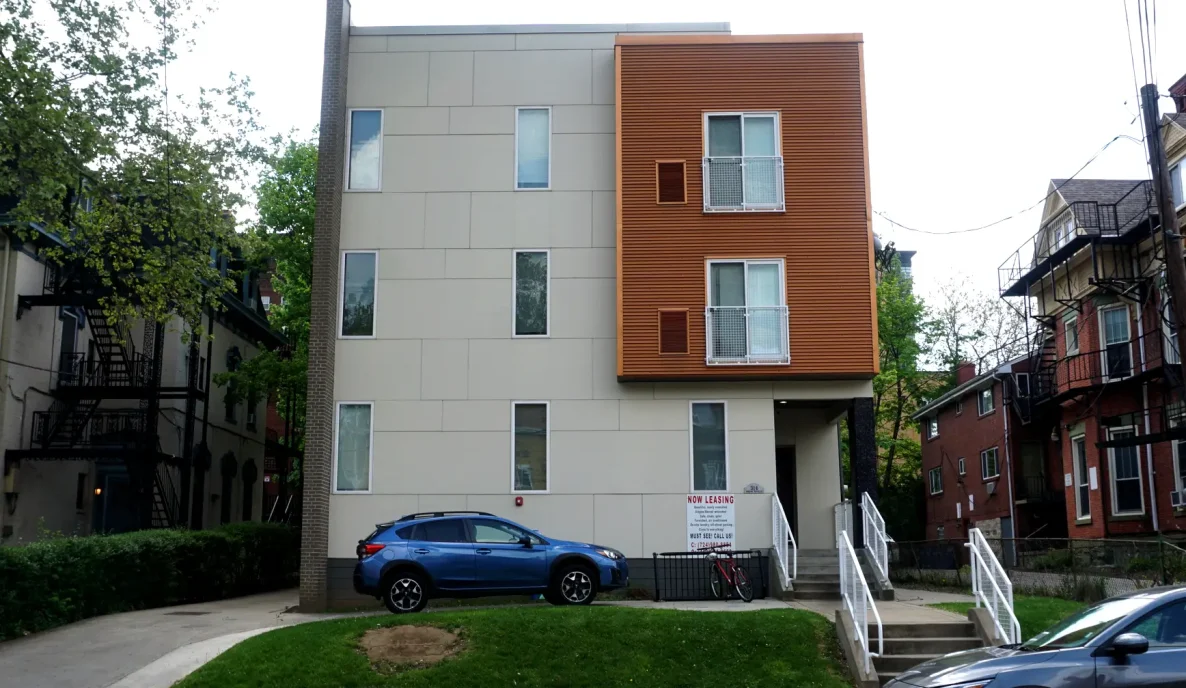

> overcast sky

[{"left": 167, "top": 0, "right": 1185, "bottom": 306}]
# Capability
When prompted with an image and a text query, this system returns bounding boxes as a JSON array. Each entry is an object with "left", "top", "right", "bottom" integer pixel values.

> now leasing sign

[{"left": 686, "top": 493, "right": 735, "bottom": 551}]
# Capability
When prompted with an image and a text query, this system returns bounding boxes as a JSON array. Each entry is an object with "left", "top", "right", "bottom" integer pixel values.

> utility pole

[{"left": 1140, "top": 84, "right": 1186, "bottom": 373}]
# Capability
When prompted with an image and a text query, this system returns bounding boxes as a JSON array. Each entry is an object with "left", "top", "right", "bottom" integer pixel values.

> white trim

[
  {"left": 927, "top": 416, "right": 938, "bottom": 440},
  {"left": 702, "top": 111, "right": 783, "bottom": 157},
  {"left": 514, "top": 106, "right": 552, "bottom": 191},
  {"left": 1171, "top": 162, "right": 1185, "bottom": 211},
  {"left": 331, "top": 401, "right": 374, "bottom": 494},
  {"left": 977, "top": 387, "right": 994, "bottom": 416},
  {"left": 338, "top": 250, "right": 378, "bottom": 339},
  {"left": 1107, "top": 425, "right": 1145, "bottom": 516},
  {"left": 344, "top": 108, "right": 383, "bottom": 192},
  {"left": 512, "top": 249, "right": 550, "bottom": 338},
  {"left": 928, "top": 466, "right": 942, "bottom": 495},
  {"left": 1071, "top": 434, "right": 1090, "bottom": 520},
  {"left": 980, "top": 446, "right": 1000, "bottom": 480},
  {"left": 1098, "top": 304, "right": 1133, "bottom": 381},
  {"left": 957, "top": 457, "right": 966, "bottom": 476},
  {"left": 702, "top": 111, "right": 784, "bottom": 213},
  {"left": 689, "top": 400, "right": 730, "bottom": 493},
  {"left": 703, "top": 258, "right": 789, "bottom": 364},
  {"left": 511, "top": 400, "right": 550, "bottom": 494},
  {"left": 1063, "top": 311, "right": 1080, "bottom": 355}
]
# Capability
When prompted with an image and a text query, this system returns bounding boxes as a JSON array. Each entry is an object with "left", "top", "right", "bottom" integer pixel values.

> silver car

[{"left": 887, "top": 586, "right": 1186, "bottom": 688}]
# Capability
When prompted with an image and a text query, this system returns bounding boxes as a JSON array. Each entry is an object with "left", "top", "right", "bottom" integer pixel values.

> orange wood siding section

[{"left": 617, "top": 40, "right": 877, "bottom": 381}]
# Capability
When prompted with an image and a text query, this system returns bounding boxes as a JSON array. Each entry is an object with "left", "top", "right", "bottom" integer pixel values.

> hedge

[{"left": 0, "top": 523, "right": 298, "bottom": 640}]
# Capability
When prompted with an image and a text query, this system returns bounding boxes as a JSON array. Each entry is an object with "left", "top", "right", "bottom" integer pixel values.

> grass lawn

[
  {"left": 177, "top": 606, "right": 851, "bottom": 688},
  {"left": 930, "top": 595, "right": 1087, "bottom": 641}
]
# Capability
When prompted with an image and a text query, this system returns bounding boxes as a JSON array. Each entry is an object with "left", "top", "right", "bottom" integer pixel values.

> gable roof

[
  {"left": 1166, "top": 112, "right": 1186, "bottom": 130},
  {"left": 1049, "top": 178, "right": 1153, "bottom": 234}
]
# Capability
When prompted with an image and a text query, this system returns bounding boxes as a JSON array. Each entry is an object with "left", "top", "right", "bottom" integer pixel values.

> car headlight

[{"left": 595, "top": 549, "right": 623, "bottom": 560}]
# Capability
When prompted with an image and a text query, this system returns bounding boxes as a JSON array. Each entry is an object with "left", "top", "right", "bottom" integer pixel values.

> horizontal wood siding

[{"left": 618, "top": 41, "right": 877, "bottom": 380}]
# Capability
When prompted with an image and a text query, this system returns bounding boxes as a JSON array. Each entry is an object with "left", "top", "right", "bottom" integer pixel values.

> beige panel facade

[{"left": 328, "top": 25, "right": 859, "bottom": 564}]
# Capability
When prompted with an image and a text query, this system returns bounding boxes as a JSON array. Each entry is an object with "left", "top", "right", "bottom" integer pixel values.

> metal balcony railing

[
  {"left": 705, "top": 306, "right": 789, "bottom": 365},
  {"left": 31, "top": 409, "right": 144, "bottom": 448},
  {"left": 702, "top": 156, "right": 785, "bottom": 212},
  {"left": 56, "top": 352, "right": 153, "bottom": 389},
  {"left": 1015, "top": 475, "right": 1061, "bottom": 503},
  {"left": 997, "top": 182, "right": 1153, "bottom": 296},
  {"left": 1013, "top": 330, "right": 1177, "bottom": 409}
]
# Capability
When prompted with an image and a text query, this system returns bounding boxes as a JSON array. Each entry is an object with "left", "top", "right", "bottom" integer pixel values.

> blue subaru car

[{"left": 353, "top": 511, "right": 629, "bottom": 613}]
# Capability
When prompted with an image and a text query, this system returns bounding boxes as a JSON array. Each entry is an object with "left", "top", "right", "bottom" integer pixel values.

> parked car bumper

[
  {"left": 353, "top": 560, "right": 381, "bottom": 597},
  {"left": 597, "top": 558, "right": 629, "bottom": 590}
]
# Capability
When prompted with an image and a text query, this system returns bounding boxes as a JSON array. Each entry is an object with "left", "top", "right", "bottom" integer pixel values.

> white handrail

[
  {"left": 833, "top": 500, "right": 852, "bottom": 548},
  {"left": 840, "top": 530, "right": 883, "bottom": 675},
  {"left": 965, "top": 528, "right": 1021, "bottom": 644},
  {"left": 771, "top": 494, "right": 797, "bottom": 586},
  {"left": 861, "top": 492, "right": 889, "bottom": 580}
]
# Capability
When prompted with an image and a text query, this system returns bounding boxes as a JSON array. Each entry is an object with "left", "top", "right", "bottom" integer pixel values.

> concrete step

[
  {"left": 798, "top": 549, "right": 840, "bottom": 557},
  {"left": 791, "top": 580, "right": 840, "bottom": 593},
  {"left": 794, "top": 590, "right": 842, "bottom": 600},
  {"left": 795, "top": 565, "right": 839, "bottom": 575},
  {"left": 793, "top": 573, "right": 840, "bottom": 582},
  {"left": 882, "top": 637, "right": 983, "bottom": 655},
  {"left": 873, "top": 653, "right": 938, "bottom": 673},
  {"left": 870, "top": 623, "right": 977, "bottom": 639}
]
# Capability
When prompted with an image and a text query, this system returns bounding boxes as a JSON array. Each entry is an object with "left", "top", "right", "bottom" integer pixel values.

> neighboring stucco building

[
  {"left": 302, "top": 7, "right": 881, "bottom": 609},
  {"left": 0, "top": 226, "right": 281, "bottom": 542}
]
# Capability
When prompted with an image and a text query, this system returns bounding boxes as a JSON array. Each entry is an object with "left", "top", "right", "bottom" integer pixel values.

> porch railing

[
  {"left": 966, "top": 528, "right": 1021, "bottom": 645},
  {"left": 862, "top": 492, "right": 889, "bottom": 581},
  {"left": 772, "top": 494, "right": 798, "bottom": 588},
  {"left": 705, "top": 306, "right": 789, "bottom": 365},
  {"left": 702, "top": 155, "right": 785, "bottom": 212},
  {"left": 834, "top": 500, "right": 852, "bottom": 549},
  {"left": 840, "top": 530, "right": 883, "bottom": 675}
]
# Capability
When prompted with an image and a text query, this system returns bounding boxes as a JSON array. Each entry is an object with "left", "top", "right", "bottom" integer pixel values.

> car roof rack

[{"left": 395, "top": 510, "right": 495, "bottom": 522}]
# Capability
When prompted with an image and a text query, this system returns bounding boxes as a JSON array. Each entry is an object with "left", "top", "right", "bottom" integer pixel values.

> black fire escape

[{"left": 8, "top": 260, "right": 205, "bottom": 529}]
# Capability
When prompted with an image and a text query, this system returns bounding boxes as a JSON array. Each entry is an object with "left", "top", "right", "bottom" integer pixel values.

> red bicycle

[{"left": 705, "top": 545, "right": 754, "bottom": 602}]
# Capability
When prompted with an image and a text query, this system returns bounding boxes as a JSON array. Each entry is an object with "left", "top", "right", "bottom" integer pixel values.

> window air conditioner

[
  {"left": 1172, "top": 490, "right": 1185, "bottom": 508},
  {"left": 985, "top": 481, "right": 997, "bottom": 496}
]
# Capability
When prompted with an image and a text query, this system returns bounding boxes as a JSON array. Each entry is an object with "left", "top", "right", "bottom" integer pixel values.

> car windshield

[{"left": 1021, "top": 597, "right": 1149, "bottom": 650}]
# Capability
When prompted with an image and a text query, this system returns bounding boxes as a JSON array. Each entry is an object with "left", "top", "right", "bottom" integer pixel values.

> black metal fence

[
  {"left": 652, "top": 550, "right": 768, "bottom": 602},
  {"left": 891, "top": 537, "right": 1186, "bottom": 599}
]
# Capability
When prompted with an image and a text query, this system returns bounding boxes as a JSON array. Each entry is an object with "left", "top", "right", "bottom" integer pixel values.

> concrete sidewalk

[{"left": 0, "top": 589, "right": 312, "bottom": 688}]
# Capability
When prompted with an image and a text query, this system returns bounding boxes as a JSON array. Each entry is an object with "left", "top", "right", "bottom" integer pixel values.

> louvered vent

[
  {"left": 656, "top": 161, "right": 686, "bottom": 204},
  {"left": 658, "top": 310, "right": 689, "bottom": 354}
]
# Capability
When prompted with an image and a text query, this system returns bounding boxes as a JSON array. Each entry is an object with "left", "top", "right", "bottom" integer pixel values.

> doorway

[{"left": 775, "top": 446, "right": 798, "bottom": 542}]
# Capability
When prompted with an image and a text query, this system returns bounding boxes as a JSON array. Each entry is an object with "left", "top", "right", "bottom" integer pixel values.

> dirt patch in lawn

[{"left": 359, "top": 625, "right": 464, "bottom": 672}]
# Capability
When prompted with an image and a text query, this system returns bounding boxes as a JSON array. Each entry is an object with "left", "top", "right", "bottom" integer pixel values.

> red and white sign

[{"left": 686, "top": 493, "right": 735, "bottom": 551}]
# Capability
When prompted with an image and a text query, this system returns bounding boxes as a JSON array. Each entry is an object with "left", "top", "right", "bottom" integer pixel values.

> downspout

[
  {"left": 1133, "top": 277, "right": 1159, "bottom": 532},
  {"left": 995, "top": 373, "right": 1018, "bottom": 535}
]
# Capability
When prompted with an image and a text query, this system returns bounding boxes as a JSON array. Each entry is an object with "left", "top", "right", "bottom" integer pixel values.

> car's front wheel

[
  {"left": 383, "top": 570, "right": 428, "bottom": 614},
  {"left": 552, "top": 564, "right": 597, "bottom": 606}
]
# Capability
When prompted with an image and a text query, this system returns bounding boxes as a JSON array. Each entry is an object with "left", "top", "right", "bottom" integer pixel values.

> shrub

[{"left": 0, "top": 523, "right": 298, "bottom": 640}]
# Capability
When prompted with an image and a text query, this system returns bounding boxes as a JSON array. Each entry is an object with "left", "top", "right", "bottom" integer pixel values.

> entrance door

[{"left": 775, "top": 446, "right": 798, "bottom": 542}]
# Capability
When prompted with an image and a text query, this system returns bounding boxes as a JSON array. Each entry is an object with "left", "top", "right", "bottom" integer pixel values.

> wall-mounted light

[
  {"left": 93, "top": 487, "right": 103, "bottom": 497},
  {"left": 3, "top": 460, "right": 19, "bottom": 516},
  {"left": 1050, "top": 427, "right": 1060, "bottom": 442}
]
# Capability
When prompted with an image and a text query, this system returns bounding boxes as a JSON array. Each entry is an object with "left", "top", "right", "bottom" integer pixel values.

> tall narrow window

[
  {"left": 928, "top": 467, "right": 942, "bottom": 495},
  {"left": 703, "top": 112, "right": 782, "bottom": 211},
  {"left": 516, "top": 107, "right": 550, "bottom": 189},
  {"left": 1064, "top": 312, "right": 1079, "bottom": 355},
  {"left": 1072, "top": 435, "right": 1090, "bottom": 520},
  {"left": 957, "top": 457, "right": 966, "bottom": 476},
  {"left": 980, "top": 447, "right": 999, "bottom": 480},
  {"left": 347, "top": 109, "right": 382, "bottom": 191},
  {"left": 340, "top": 251, "right": 377, "bottom": 338},
  {"left": 1108, "top": 428, "right": 1143, "bottom": 515},
  {"left": 512, "top": 402, "right": 548, "bottom": 492},
  {"left": 1174, "top": 422, "right": 1186, "bottom": 500},
  {"left": 1162, "top": 286, "right": 1181, "bottom": 365},
  {"left": 1100, "top": 306, "right": 1132, "bottom": 379},
  {"left": 334, "top": 402, "right": 373, "bottom": 493},
  {"left": 690, "top": 402, "right": 728, "bottom": 491},
  {"left": 927, "top": 417, "right": 939, "bottom": 439},
  {"left": 978, "top": 388, "right": 994, "bottom": 415},
  {"left": 1172, "top": 163, "right": 1184, "bottom": 208},
  {"left": 513, "top": 250, "right": 548, "bottom": 337},
  {"left": 706, "top": 260, "right": 787, "bottom": 364}
]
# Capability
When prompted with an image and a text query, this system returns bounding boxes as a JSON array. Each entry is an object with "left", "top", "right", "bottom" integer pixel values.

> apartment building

[
  {"left": 0, "top": 224, "right": 282, "bottom": 542},
  {"left": 997, "top": 120, "right": 1186, "bottom": 539},
  {"left": 302, "top": 6, "right": 879, "bottom": 609},
  {"left": 915, "top": 360, "right": 1065, "bottom": 543}
]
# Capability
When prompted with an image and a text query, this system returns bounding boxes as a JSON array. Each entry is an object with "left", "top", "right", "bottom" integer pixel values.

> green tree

[{"left": 0, "top": 0, "right": 265, "bottom": 331}]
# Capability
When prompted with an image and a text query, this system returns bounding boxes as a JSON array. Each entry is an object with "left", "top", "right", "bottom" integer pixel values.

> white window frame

[
  {"left": 1098, "top": 304, "right": 1133, "bottom": 381},
  {"left": 956, "top": 398, "right": 963, "bottom": 415},
  {"left": 511, "top": 401, "right": 550, "bottom": 494},
  {"left": 702, "top": 111, "right": 784, "bottom": 212},
  {"left": 927, "top": 416, "right": 938, "bottom": 439},
  {"left": 514, "top": 106, "right": 552, "bottom": 191},
  {"left": 928, "top": 466, "right": 942, "bottom": 495},
  {"left": 977, "top": 387, "right": 994, "bottom": 416},
  {"left": 1172, "top": 418, "right": 1186, "bottom": 498},
  {"left": 1107, "top": 425, "right": 1145, "bottom": 517},
  {"left": 689, "top": 400, "right": 730, "bottom": 493},
  {"left": 1052, "top": 214, "right": 1074, "bottom": 250},
  {"left": 331, "top": 401, "right": 374, "bottom": 494},
  {"left": 704, "top": 258, "right": 789, "bottom": 364},
  {"left": 344, "top": 108, "right": 383, "bottom": 192},
  {"left": 512, "top": 249, "right": 551, "bottom": 338},
  {"left": 1015, "top": 372, "right": 1031, "bottom": 398},
  {"left": 1063, "top": 311, "right": 1079, "bottom": 355},
  {"left": 338, "top": 250, "right": 378, "bottom": 339},
  {"left": 1171, "top": 161, "right": 1185, "bottom": 211},
  {"left": 980, "top": 447, "right": 1000, "bottom": 481},
  {"left": 1161, "top": 286, "right": 1181, "bottom": 365},
  {"left": 957, "top": 457, "right": 966, "bottom": 476},
  {"left": 1072, "top": 434, "right": 1090, "bottom": 521}
]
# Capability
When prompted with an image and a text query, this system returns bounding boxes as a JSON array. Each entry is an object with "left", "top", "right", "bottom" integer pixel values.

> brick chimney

[{"left": 955, "top": 361, "right": 977, "bottom": 385}]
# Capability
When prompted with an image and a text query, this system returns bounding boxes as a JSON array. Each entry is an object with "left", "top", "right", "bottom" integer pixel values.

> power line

[{"left": 875, "top": 134, "right": 1142, "bottom": 236}]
